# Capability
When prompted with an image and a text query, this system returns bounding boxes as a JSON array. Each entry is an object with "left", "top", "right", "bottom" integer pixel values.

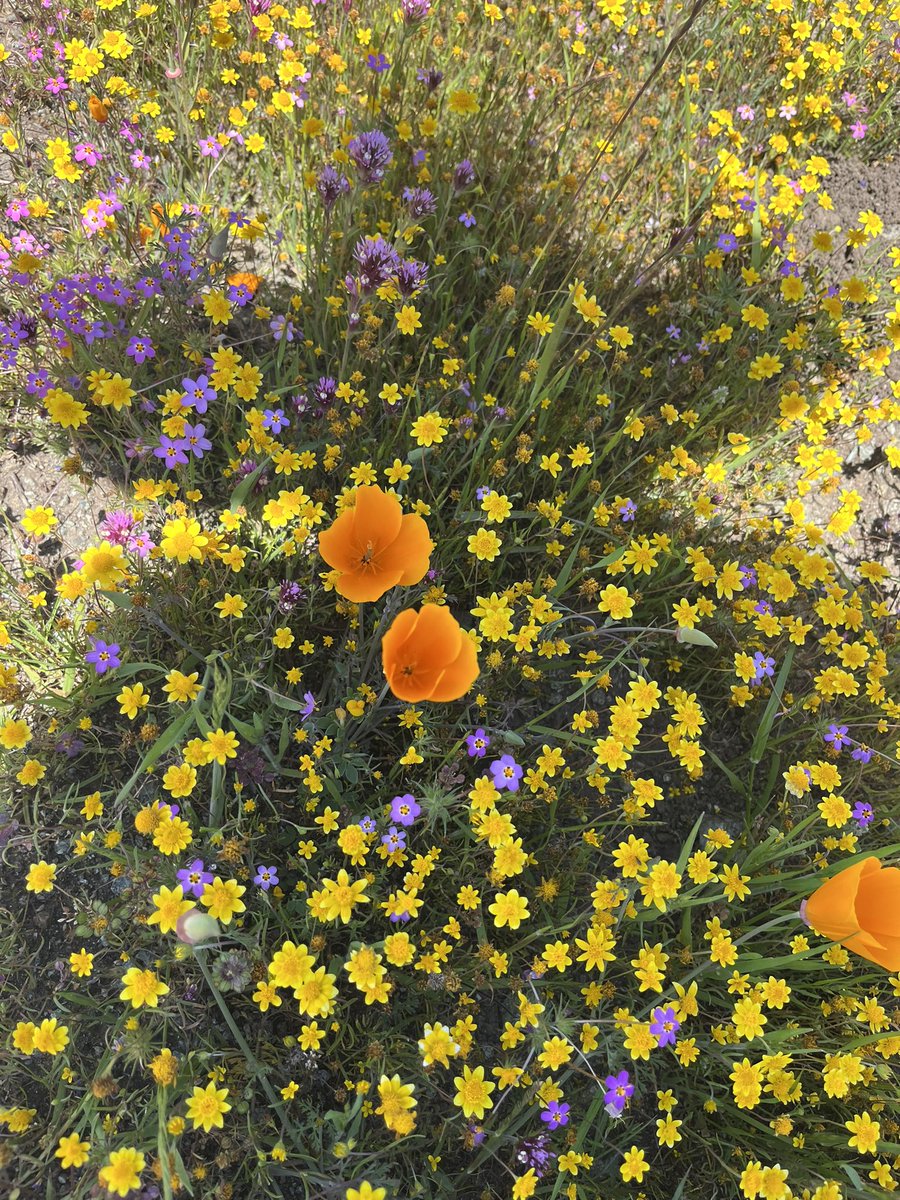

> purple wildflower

[
  {"left": 316, "top": 164, "right": 350, "bottom": 210},
  {"left": 466, "top": 728, "right": 491, "bottom": 758},
  {"left": 381, "top": 826, "right": 407, "bottom": 854},
  {"left": 126, "top": 335, "right": 155, "bottom": 364},
  {"left": 649, "top": 1005, "right": 681, "bottom": 1048},
  {"left": 390, "top": 794, "right": 421, "bottom": 826},
  {"left": 254, "top": 865, "right": 279, "bottom": 890},
  {"left": 85, "top": 638, "right": 121, "bottom": 675},
  {"left": 278, "top": 581, "right": 304, "bottom": 613},
  {"left": 515, "top": 1134, "right": 556, "bottom": 1178},
  {"left": 353, "top": 235, "right": 400, "bottom": 293},
  {"left": 751, "top": 652, "right": 775, "bottom": 684},
  {"left": 851, "top": 744, "right": 873, "bottom": 764},
  {"left": 262, "top": 408, "right": 289, "bottom": 433},
  {"left": 400, "top": 0, "right": 431, "bottom": 23},
  {"left": 824, "top": 724, "right": 850, "bottom": 750},
  {"left": 348, "top": 130, "right": 393, "bottom": 184},
  {"left": 852, "top": 800, "right": 875, "bottom": 829},
  {"left": 182, "top": 423, "right": 212, "bottom": 459},
  {"left": 403, "top": 186, "right": 437, "bottom": 218},
  {"left": 540, "top": 1101, "right": 570, "bottom": 1129},
  {"left": 154, "top": 436, "right": 190, "bottom": 469},
  {"left": 180, "top": 374, "right": 216, "bottom": 414},
  {"left": 453, "top": 159, "right": 475, "bottom": 191},
  {"left": 603, "top": 1070, "right": 634, "bottom": 1116},
  {"left": 177, "top": 859, "right": 214, "bottom": 899},
  {"left": 489, "top": 754, "right": 523, "bottom": 793}
]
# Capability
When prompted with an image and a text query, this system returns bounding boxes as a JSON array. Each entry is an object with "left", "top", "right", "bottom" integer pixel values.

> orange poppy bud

[
  {"left": 802, "top": 856, "right": 900, "bottom": 970},
  {"left": 87, "top": 95, "right": 109, "bottom": 123},
  {"left": 382, "top": 604, "right": 479, "bottom": 703},
  {"left": 317, "top": 485, "right": 433, "bottom": 603}
]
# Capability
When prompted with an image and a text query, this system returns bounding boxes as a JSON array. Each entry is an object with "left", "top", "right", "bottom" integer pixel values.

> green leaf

[
  {"left": 228, "top": 460, "right": 269, "bottom": 511},
  {"left": 114, "top": 706, "right": 198, "bottom": 807},
  {"left": 97, "top": 589, "right": 133, "bottom": 609},
  {"left": 528, "top": 288, "right": 575, "bottom": 404},
  {"left": 706, "top": 749, "right": 747, "bottom": 801},
  {"left": 750, "top": 647, "right": 794, "bottom": 764},
  {"left": 676, "top": 811, "right": 706, "bottom": 875}
]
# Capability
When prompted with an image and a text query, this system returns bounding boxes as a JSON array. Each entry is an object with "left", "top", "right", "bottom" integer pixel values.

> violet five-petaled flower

[
  {"left": 603, "top": 1070, "right": 634, "bottom": 1115},
  {"left": 85, "top": 638, "right": 121, "bottom": 675},
  {"left": 649, "top": 1005, "right": 681, "bottom": 1048},
  {"left": 390, "top": 793, "right": 421, "bottom": 826},
  {"left": 489, "top": 753, "right": 523, "bottom": 792},
  {"left": 254, "top": 865, "right": 279, "bottom": 890},
  {"left": 540, "top": 1101, "right": 570, "bottom": 1129},
  {"left": 466, "top": 728, "right": 491, "bottom": 758},
  {"left": 177, "top": 859, "right": 214, "bottom": 899}
]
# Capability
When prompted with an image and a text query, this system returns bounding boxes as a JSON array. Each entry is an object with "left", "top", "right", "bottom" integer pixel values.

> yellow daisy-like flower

[
  {"left": 55, "top": 1132, "right": 90, "bottom": 1169},
  {"left": 453, "top": 1064, "right": 495, "bottom": 1120},
  {"left": 25, "top": 860, "right": 57, "bottom": 893},
  {"left": 120, "top": 966, "right": 169, "bottom": 1009},
  {"left": 410, "top": 411, "right": 449, "bottom": 447},
  {"left": 98, "top": 1147, "right": 146, "bottom": 1197},
  {"left": 147, "top": 884, "right": 193, "bottom": 935},
  {"left": 185, "top": 1082, "right": 231, "bottom": 1132},
  {"left": 467, "top": 527, "right": 502, "bottom": 562}
]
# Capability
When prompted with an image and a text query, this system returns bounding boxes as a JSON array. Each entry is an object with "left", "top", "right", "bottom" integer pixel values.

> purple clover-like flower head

[
  {"left": 453, "top": 158, "right": 476, "bottom": 192},
  {"left": 316, "top": 164, "right": 351, "bottom": 210},
  {"left": 400, "top": 0, "right": 431, "bottom": 24},
  {"left": 403, "top": 187, "right": 437, "bottom": 219},
  {"left": 353, "top": 235, "right": 401, "bottom": 294},
  {"left": 348, "top": 130, "right": 393, "bottom": 184}
]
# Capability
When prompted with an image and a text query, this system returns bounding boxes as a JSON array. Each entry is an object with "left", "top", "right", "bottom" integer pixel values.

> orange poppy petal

[
  {"left": 334, "top": 567, "right": 406, "bottom": 604},
  {"left": 381, "top": 608, "right": 420, "bottom": 660},
  {"left": 374, "top": 514, "right": 433, "bottom": 586},
  {"left": 349, "top": 485, "right": 403, "bottom": 549},
  {"left": 804, "top": 857, "right": 876, "bottom": 943},
  {"left": 854, "top": 865, "right": 900, "bottom": 939},
  {"left": 842, "top": 929, "right": 900, "bottom": 972},
  {"left": 386, "top": 661, "right": 444, "bottom": 702},
  {"left": 426, "top": 633, "right": 480, "bottom": 702},
  {"left": 317, "top": 510, "right": 360, "bottom": 573}
]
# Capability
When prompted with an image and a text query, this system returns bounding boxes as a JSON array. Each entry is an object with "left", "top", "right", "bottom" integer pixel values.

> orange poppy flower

[
  {"left": 382, "top": 604, "right": 479, "bottom": 702},
  {"left": 226, "top": 271, "right": 261, "bottom": 296},
  {"left": 87, "top": 95, "right": 110, "bottom": 123},
  {"left": 317, "top": 485, "right": 433, "bottom": 603},
  {"left": 802, "top": 856, "right": 900, "bottom": 970}
]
